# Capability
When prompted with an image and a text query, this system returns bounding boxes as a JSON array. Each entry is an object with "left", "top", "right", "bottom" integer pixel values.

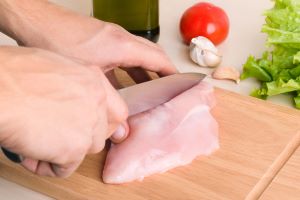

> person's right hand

[
  {"left": 0, "top": 46, "right": 128, "bottom": 177},
  {"left": 0, "top": 0, "right": 177, "bottom": 144}
]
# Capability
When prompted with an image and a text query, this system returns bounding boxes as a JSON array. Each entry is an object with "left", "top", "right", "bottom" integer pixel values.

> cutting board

[
  {"left": 260, "top": 147, "right": 300, "bottom": 200},
  {"left": 0, "top": 70, "right": 300, "bottom": 200}
]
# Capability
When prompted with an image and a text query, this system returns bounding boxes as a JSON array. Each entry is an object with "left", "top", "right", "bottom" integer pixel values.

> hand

[
  {"left": 0, "top": 0, "right": 178, "bottom": 86},
  {"left": 0, "top": 46, "right": 128, "bottom": 177}
]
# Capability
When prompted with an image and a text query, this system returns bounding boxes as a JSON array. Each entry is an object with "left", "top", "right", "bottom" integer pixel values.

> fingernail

[{"left": 111, "top": 125, "right": 126, "bottom": 141}]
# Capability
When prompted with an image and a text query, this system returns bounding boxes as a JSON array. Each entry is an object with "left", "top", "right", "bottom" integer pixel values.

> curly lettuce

[{"left": 241, "top": 0, "right": 300, "bottom": 108}]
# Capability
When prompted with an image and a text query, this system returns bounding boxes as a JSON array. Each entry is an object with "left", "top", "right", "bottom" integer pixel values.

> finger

[
  {"left": 36, "top": 161, "right": 57, "bottom": 177},
  {"left": 21, "top": 157, "right": 81, "bottom": 178},
  {"left": 120, "top": 39, "right": 178, "bottom": 76},
  {"left": 88, "top": 104, "right": 108, "bottom": 154},
  {"left": 97, "top": 68, "right": 128, "bottom": 136},
  {"left": 21, "top": 158, "right": 56, "bottom": 177},
  {"left": 50, "top": 160, "right": 83, "bottom": 178},
  {"left": 110, "top": 122, "right": 129, "bottom": 144},
  {"left": 122, "top": 67, "right": 152, "bottom": 84},
  {"left": 21, "top": 158, "right": 39, "bottom": 173},
  {"left": 134, "top": 35, "right": 161, "bottom": 50}
]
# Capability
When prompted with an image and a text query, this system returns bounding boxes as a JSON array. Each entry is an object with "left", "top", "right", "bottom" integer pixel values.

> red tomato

[{"left": 180, "top": 2, "right": 229, "bottom": 45}]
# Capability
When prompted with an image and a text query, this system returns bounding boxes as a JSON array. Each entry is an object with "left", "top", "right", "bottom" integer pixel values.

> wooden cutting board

[
  {"left": 260, "top": 147, "right": 300, "bottom": 200},
  {"left": 0, "top": 71, "right": 300, "bottom": 200}
]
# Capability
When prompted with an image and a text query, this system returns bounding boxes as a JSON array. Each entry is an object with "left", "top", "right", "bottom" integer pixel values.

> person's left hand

[
  {"left": 44, "top": 20, "right": 176, "bottom": 88},
  {"left": 0, "top": 0, "right": 177, "bottom": 86}
]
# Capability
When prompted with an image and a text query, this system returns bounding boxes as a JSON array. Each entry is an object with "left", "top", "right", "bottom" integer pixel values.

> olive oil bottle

[{"left": 93, "top": 0, "right": 159, "bottom": 42}]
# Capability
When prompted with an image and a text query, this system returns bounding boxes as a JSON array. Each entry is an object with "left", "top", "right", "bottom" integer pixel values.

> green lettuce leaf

[
  {"left": 241, "top": 0, "right": 300, "bottom": 109},
  {"left": 262, "top": 26, "right": 300, "bottom": 49},
  {"left": 294, "top": 90, "right": 300, "bottom": 108},
  {"left": 293, "top": 51, "right": 300, "bottom": 64},
  {"left": 266, "top": 79, "right": 300, "bottom": 96},
  {"left": 241, "top": 55, "right": 272, "bottom": 81},
  {"left": 271, "top": 46, "right": 297, "bottom": 69}
]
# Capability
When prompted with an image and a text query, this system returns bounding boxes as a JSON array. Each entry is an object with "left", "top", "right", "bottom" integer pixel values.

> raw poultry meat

[{"left": 103, "top": 82, "right": 219, "bottom": 184}]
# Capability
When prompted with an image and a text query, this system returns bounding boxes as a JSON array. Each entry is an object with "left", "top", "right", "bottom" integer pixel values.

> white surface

[
  {"left": 159, "top": 0, "right": 291, "bottom": 104},
  {"left": 0, "top": 177, "right": 53, "bottom": 200},
  {"left": 159, "top": 0, "right": 294, "bottom": 106},
  {"left": 0, "top": 0, "right": 288, "bottom": 199}
]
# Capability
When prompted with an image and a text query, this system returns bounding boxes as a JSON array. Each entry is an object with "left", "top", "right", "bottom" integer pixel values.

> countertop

[{"left": 0, "top": 0, "right": 287, "bottom": 199}]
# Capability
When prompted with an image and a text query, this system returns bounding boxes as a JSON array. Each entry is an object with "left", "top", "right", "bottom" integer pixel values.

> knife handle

[{"left": 1, "top": 147, "right": 22, "bottom": 163}]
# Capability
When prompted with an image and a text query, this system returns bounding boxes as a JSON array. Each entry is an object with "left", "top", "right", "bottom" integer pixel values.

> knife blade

[
  {"left": 1, "top": 72, "right": 206, "bottom": 163},
  {"left": 118, "top": 72, "right": 206, "bottom": 116}
]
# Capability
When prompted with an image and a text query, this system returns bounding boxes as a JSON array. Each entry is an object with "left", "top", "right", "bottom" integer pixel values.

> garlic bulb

[{"left": 189, "top": 36, "right": 222, "bottom": 67}]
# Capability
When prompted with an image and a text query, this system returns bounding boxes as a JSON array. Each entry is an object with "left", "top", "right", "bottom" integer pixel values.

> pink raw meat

[{"left": 103, "top": 82, "right": 219, "bottom": 184}]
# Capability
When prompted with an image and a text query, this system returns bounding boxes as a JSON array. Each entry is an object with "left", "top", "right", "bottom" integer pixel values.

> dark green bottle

[{"left": 93, "top": 0, "right": 159, "bottom": 42}]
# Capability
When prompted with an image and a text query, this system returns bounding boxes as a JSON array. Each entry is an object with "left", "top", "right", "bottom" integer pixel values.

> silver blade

[{"left": 118, "top": 73, "right": 206, "bottom": 116}]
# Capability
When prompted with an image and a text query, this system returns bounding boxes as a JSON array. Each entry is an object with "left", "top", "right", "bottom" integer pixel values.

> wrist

[
  {"left": 0, "top": 0, "right": 18, "bottom": 40},
  {"left": 0, "top": 0, "right": 106, "bottom": 49},
  {"left": 0, "top": 0, "right": 48, "bottom": 44},
  {"left": 0, "top": 0, "right": 89, "bottom": 46}
]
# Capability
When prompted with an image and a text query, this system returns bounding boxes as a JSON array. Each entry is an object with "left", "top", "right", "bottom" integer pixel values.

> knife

[
  {"left": 119, "top": 72, "right": 206, "bottom": 116},
  {"left": 1, "top": 72, "right": 206, "bottom": 163},
  {"left": 1, "top": 147, "right": 23, "bottom": 163}
]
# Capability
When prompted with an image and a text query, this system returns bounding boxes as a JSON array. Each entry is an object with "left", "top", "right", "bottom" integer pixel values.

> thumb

[
  {"left": 110, "top": 122, "right": 129, "bottom": 143},
  {"left": 92, "top": 66, "right": 128, "bottom": 136}
]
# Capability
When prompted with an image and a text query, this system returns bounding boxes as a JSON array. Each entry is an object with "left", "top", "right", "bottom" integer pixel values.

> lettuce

[
  {"left": 240, "top": 54, "right": 272, "bottom": 82},
  {"left": 241, "top": 0, "right": 300, "bottom": 108},
  {"left": 294, "top": 91, "right": 300, "bottom": 108}
]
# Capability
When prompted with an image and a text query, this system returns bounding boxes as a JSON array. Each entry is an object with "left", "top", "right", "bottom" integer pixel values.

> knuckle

[
  {"left": 121, "top": 39, "right": 136, "bottom": 53},
  {"left": 89, "top": 140, "right": 105, "bottom": 154},
  {"left": 76, "top": 137, "right": 92, "bottom": 155},
  {"left": 156, "top": 44, "right": 164, "bottom": 52},
  {"left": 52, "top": 162, "right": 81, "bottom": 178},
  {"left": 54, "top": 167, "right": 72, "bottom": 178},
  {"left": 58, "top": 137, "right": 91, "bottom": 164},
  {"left": 105, "top": 23, "right": 130, "bottom": 43}
]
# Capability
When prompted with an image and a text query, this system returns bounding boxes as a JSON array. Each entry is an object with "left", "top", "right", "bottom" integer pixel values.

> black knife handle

[{"left": 1, "top": 147, "right": 22, "bottom": 163}]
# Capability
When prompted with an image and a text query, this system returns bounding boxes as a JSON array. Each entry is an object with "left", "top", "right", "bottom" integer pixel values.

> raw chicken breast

[{"left": 103, "top": 82, "right": 219, "bottom": 184}]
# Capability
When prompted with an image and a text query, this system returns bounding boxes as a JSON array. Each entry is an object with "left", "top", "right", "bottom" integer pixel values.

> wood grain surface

[
  {"left": 260, "top": 147, "right": 300, "bottom": 200},
  {"left": 247, "top": 132, "right": 300, "bottom": 199},
  {"left": 0, "top": 71, "right": 300, "bottom": 200}
]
